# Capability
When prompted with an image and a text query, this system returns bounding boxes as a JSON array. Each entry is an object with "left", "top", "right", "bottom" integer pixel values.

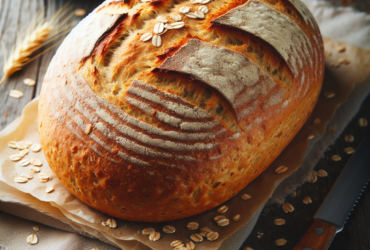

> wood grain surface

[
  {"left": 0, "top": 1, "right": 369, "bottom": 250},
  {"left": 293, "top": 220, "right": 337, "bottom": 250}
]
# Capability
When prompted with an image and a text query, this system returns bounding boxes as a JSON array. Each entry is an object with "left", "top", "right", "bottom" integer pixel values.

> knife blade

[{"left": 294, "top": 133, "right": 370, "bottom": 250}]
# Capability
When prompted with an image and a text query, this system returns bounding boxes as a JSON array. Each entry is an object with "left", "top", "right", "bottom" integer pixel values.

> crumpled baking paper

[{"left": 1, "top": 36, "right": 369, "bottom": 250}]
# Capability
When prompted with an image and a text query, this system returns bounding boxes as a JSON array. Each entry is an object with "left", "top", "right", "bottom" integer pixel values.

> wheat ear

[
  {"left": 0, "top": 23, "right": 52, "bottom": 85},
  {"left": 0, "top": 4, "right": 73, "bottom": 86}
]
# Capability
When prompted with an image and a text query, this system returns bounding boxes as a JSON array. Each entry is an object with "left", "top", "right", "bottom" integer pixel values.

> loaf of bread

[{"left": 39, "top": 0, "right": 324, "bottom": 222}]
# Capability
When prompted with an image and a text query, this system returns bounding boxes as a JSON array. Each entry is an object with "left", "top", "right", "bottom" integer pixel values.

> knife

[{"left": 294, "top": 133, "right": 370, "bottom": 250}]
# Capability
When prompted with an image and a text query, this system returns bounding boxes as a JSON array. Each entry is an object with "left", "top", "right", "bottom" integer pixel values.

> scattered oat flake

[
  {"left": 170, "top": 14, "right": 181, "bottom": 21},
  {"left": 291, "top": 191, "right": 297, "bottom": 197},
  {"left": 214, "top": 215, "right": 225, "bottom": 223},
  {"left": 9, "top": 90, "right": 24, "bottom": 98},
  {"left": 17, "top": 142, "right": 29, "bottom": 149},
  {"left": 337, "top": 45, "right": 346, "bottom": 53},
  {"left": 10, "top": 154, "right": 22, "bottom": 161},
  {"left": 330, "top": 61, "right": 340, "bottom": 68},
  {"left": 85, "top": 124, "right": 93, "bottom": 135},
  {"left": 30, "top": 167, "right": 41, "bottom": 173},
  {"left": 27, "top": 234, "right": 38, "bottom": 245},
  {"left": 275, "top": 238, "right": 287, "bottom": 246},
  {"left": 282, "top": 203, "right": 294, "bottom": 213},
  {"left": 217, "top": 205, "right": 228, "bottom": 213},
  {"left": 201, "top": 0, "right": 211, "bottom": 4},
  {"left": 179, "top": 6, "right": 190, "bottom": 14},
  {"left": 216, "top": 218, "right": 229, "bottom": 226},
  {"left": 170, "top": 240, "right": 183, "bottom": 247},
  {"left": 14, "top": 176, "right": 28, "bottom": 183},
  {"left": 307, "top": 134, "right": 314, "bottom": 140},
  {"left": 141, "top": 0, "right": 151, "bottom": 2},
  {"left": 46, "top": 186, "right": 54, "bottom": 193},
  {"left": 164, "top": 23, "right": 173, "bottom": 30},
  {"left": 185, "top": 12, "right": 199, "bottom": 19},
  {"left": 149, "top": 231, "right": 161, "bottom": 241},
  {"left": 153, "top": 22, "right": 165, "bottom": 34},
  {"left": 74, "top": 8, "right": 86, "bottom": 16},
  {"left": 23, "top": 78, "right": 36, "bottom": 86},
  {"left": 163, "top": 225, "right": 176, "bottom": 233},
  {"left": 31, "top": 158, "right": 43, "bottom": 166},
  {"left": 308, "top": 171, "right": 318, "bottom": 183},
  {"left": 358, "top": 118, "right": 368, "bottom": 127},
  {"left": 39, "top": 173, "right": 52, "bottom": 181},
  {"left": 338, "top": 57, "right": 350, "bottom": 65},
  {"left": 190, "top": 233, "right": 203, "bottom": 242},
  {"left": 22, "top": 141, "right": 33, "bottom": 146},
  {"left": 152, "top": 35, "right": 161, "bottom": 47},
  {"left": 303, "top": 196, "right": 312, "bottom": 204},
  {"left": 206, "top": 231, "right": 219, "bottom": 241},
  {"left": 232, "top": 214, "right": 240, "bottom": 221},
  {"left": 325, "top": 51, "right": 332, "bottom": 57},
  {"left": 275, "top": 165, "right": 288, "bottom": 174},
  {"left": 170, "top": 21, "right": 185, "bottom": 29},
  {"left": 344, "top": 147, "right": 355, "bottom": 154},
  {"left": 140, "top": 32, "right": 153, "bottom": 42},
  {"left": 156, "top": 15, "right": 168, "bottom": 23},
  {"left": 274, "top": 218, "right": 286, "bottom": 225},
  {"left": 33, "top": 226, "right": 40, "bottom": 231},
  {"left": 19, "top": 149, "right": 29, "bottom": 157},
  {"left": 331, "top": 155, "right": 341, "bottom": 161},
  {"left": 241, "top": 194, "right": 252, "bottom": 200},
  {"left": 317, "top": 169, "right": 328, "bottom": 177},
  {"left": 186, "top": 241, "right": 195, "bottom": 250},
  {"left": 187, "top": 222, "right": 199, "bottom": 230},
  {"left": 173, "top": 245, "right": 186, "bottom": 250},
  {"left": 198, "top": 5, "right": 209, "bottom": 13},
  {"left": 344, "top": 134, "right": 354, "bottom": 142},
  {"left": 106, "top": 218, "right": 117, "bottom": 228},
  {"left": 200, "top": 227, "right": 212, "bottom": 236},
  {"left": 21, "top": 174, "right": 33, "bottom": 180},
  {"left": 156, "top": 28, "right": 168, "bottom": 36},
  {"left": 8, "top": 141, "right": 18, "bottom": 149},
  {"left": 244, "top": 247, "right": 254, "bottom": 250},
  {"left": 324, "top": 91, "right": 335, "bottom": 99},
  {"left": 194, "top": 11, "right": 205, "bottom": 18},
  {"left": 31, "top": 143, "right": 42, "bottom": 152},
  {"left": 142, "top": 228, "right": 155, "bottom": 235},
  {"left": 313, "top": 118, "right": 321, "bottom": 125}
]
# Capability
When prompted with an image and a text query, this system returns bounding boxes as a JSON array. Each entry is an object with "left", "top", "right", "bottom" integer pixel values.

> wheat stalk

[{"left": 0, "top": 4, "right": 73, "bottom": 86}]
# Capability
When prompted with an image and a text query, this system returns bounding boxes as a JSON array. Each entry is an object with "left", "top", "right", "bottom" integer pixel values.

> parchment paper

[{"left": 1, "top": 37, "right": 370, "bottom": 250}]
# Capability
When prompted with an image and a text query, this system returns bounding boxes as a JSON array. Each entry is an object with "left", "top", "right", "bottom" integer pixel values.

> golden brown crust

[{"left": 39, "top": 0, "right": 324, "bottom": 222}]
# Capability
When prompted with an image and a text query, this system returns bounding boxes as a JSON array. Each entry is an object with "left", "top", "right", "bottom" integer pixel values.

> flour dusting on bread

[{"left": 38, "top": 0, "right": 324, "bottom": 222}]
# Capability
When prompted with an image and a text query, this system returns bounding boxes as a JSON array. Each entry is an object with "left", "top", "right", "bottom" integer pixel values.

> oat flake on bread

[{"left": 38, "top": 0, "right": 324, "bottom": 222}]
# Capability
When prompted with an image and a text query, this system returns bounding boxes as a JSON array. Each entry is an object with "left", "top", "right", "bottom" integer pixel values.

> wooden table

[{"left": 0, "top": 1, "right": 369, "bottom": 249}]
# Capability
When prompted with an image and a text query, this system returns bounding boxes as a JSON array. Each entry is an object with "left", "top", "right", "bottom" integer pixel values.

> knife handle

[{"left": 293, "top": 220, "right": 337, "bottom": 250}]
